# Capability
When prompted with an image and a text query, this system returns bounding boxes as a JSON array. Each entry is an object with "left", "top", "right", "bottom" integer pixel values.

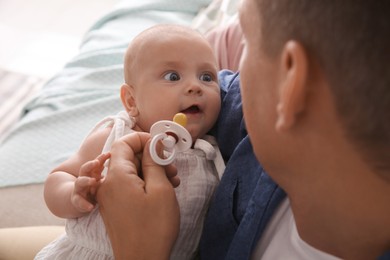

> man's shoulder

[{"left": 218, "top": 70, "right": 240, "bottom": 93}]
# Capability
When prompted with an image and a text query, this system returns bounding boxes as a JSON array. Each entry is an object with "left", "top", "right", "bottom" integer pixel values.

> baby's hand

[{"left": 71, "top": 153, "right": 111, "bottom": 213}]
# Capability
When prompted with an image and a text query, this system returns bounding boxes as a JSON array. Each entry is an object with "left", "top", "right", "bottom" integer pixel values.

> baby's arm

[{"left": 44, "top": 127, "right": 111, "bottom": 219}]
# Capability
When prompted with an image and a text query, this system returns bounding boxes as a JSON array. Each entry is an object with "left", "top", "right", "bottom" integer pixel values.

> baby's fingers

[
  {"left": 79, "top": 161, "right": 96, "bottom": 177},
  {"left": 73, "top": 177, "right": 98, "bottom": 212},
  {"left": 72, "top": 193, "right": 95, "bottom": 213},
  {"left": 80, "top": 153, "right": 111, "bottom": 178},
  {"left": 96, "top": 152, "right": 111, "bottom": 165},
  {"left": 74, "top": 176, "right": 94, "bottom": 193}
]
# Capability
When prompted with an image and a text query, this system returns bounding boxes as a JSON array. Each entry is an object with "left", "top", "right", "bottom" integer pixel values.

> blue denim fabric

[
  {"left": 201, "top": 70, "right": 286, "bottom": 259},
  {"left": 201, "top": 70, "right": 389, "bottom": 260}
]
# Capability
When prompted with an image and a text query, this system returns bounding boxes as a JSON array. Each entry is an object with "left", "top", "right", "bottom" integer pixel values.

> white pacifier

[{"left": 149, "top": 113, "right": 192, "bottom": 165}]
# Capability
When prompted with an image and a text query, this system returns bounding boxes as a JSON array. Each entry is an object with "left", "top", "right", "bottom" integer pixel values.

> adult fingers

[
  {"left": 141, "top": 139, "right": 178, "bottom": 193},
  {"left": 165, "top": 164, "right": 180, "bottom": 188},
  {"left": 107, "top": 132, "right": 150, "bottom": 177},
  {"left": 97, "top": 133, "right": 179, "bottom": 259},
  {"left": 140, "top": 139, "right": 180, "bottom": 255}
]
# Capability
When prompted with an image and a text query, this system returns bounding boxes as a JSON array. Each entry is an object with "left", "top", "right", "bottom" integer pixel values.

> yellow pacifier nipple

[{"left": 173, "top": 113, "right": 187, "bottom": 127}]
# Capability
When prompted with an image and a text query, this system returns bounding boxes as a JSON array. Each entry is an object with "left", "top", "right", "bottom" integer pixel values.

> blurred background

[
  {"left": 0, "top": 0, "right": 117, "bottom": 78},
  {"left": 0, "top": 0, "right": 117, "bottom": 137}
]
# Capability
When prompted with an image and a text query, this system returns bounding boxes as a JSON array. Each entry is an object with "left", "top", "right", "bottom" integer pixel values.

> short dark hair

[{"left": 256, "top": 0, "right": 390, "bottom": 174}]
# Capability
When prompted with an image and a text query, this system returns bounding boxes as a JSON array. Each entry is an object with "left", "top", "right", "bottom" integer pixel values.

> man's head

[
  {"left": 121, "top": 25, "right": 220, "bottom": 141},
  {"left": 239, "top": 0, "right": 390, "bottom": 176}
]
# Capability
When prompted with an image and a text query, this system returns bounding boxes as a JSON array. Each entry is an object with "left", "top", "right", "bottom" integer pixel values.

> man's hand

[{"left": 97, "top": 132, "right": 180, "bottom": 260}]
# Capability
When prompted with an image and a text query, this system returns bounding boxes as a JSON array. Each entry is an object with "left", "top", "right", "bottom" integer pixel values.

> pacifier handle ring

[{"left": 149, "top": 133, "right": 177, "bottom": 165}]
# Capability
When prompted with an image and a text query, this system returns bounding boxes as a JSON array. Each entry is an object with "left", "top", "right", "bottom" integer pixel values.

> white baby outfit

[{"left": 35, "top": 111, "right": 225, "bottom": 260}]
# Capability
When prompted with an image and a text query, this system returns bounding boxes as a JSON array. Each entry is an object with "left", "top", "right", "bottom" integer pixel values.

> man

[{"left": 200, "top": 0, "right": 390, "bottom": 259}]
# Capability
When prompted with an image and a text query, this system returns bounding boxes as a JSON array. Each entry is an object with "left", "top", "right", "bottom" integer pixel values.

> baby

[{"left": 36, "top": 24, "right": 224, "bottom": 260}]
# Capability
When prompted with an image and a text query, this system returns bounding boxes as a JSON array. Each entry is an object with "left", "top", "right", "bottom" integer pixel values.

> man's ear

[
  {"left": 276, "top": 40, "right": 308, "bottom": 132},
  {"left": 120, "top": 84, "right": 139, "bottom": 117}
]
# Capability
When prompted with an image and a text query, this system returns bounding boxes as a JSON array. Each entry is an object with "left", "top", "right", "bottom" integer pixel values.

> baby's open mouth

[{"left": 181, "top": 105, "right": 200, "bottom": 114}]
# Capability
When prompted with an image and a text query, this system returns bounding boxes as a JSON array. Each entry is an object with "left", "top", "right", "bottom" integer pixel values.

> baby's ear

[{"left": 120, "top": 84, "right": 139, "bottom": 117}]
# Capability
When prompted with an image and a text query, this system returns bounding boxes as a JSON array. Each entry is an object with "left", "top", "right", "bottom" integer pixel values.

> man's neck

[{"left": 288, "top": 165, "right": 390, "bottom": 259}]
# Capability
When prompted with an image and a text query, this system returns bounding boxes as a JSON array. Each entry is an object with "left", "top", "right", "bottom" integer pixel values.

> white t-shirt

[{"left": 251, "top": 198, "right": 341, "bottom": 260}]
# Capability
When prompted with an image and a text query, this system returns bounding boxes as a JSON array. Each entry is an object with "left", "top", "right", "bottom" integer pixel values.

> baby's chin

[{"left": 186, "top": 128, "right": 206, "bottom": 143}]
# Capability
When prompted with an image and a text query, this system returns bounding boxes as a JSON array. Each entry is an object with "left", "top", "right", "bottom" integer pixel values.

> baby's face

[{"left": 128, "top": 31, "right": 220, "bottom": 141}]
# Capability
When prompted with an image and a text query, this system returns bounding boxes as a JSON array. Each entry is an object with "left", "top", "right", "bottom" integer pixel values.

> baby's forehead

[
  {"left": 140, "top": 27, "right": 200, "bottom": 45},
  {"left": 124, "top": 25, "right": 215, "bottom": 74},
  {"left": 128, "top": 27, "right": 206, "bottom": 57},
  {"left": 139, "top": 24, "right": 190, "bottom": 37}
]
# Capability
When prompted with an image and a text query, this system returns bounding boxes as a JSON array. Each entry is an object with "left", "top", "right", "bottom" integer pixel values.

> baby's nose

[{"left": 186, "top": 83, "right": 202, "bottom": 95}]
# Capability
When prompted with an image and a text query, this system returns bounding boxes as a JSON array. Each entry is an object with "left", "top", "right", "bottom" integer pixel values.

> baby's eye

[
  {"left": 199, "top": 73, "right": 214, "bottom": 82},
  {"left": 164, "top": 72, "right": 180, "bottom": 81}
]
